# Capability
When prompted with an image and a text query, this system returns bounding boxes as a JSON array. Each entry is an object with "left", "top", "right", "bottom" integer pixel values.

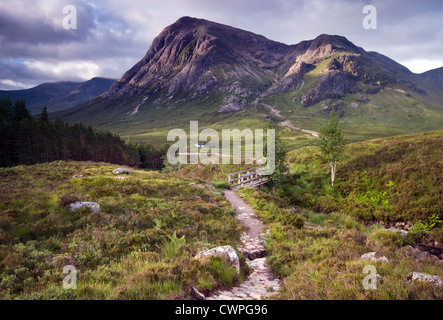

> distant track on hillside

[
  {"left": 255, "top": 100, "right": 319, "bottom": 138},
  {"left": 279, "top": 119, "right": 319, "bottom": 137}
]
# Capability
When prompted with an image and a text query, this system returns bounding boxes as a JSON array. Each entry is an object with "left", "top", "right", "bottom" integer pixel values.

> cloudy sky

[{"left": 0, "top": 0, "right": 442, "bottom": 90}]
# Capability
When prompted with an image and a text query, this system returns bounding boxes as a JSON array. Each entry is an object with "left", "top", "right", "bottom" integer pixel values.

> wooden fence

[{"left": 227, "top": 166, "right": 268, "bottom": 189}]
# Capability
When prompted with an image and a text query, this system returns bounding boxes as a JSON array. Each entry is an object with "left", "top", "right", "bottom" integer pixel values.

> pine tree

[
  {"left": 40, "top": 106, "right": 49, "bottom": 123},
  {"left": 13, "top": 100, "right": 31, "bottom": 123},
  {"left": 0, "top": 100, "right": 165, "bottom": 168},
  {"left": 0, "top": 97, "right": 13, "bottom": 121},
  {"left": 318, "top": 109, "right": 345, "bottom": 186},
  {"left": 0, "top": 98, "right": 13, "bottom": 166}
]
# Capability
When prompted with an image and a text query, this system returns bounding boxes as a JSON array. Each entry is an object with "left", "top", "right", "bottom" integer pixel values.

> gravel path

[
  {"left": 206, "top": 190, "right": 281, "bottom": 300},
  {"left": 254, "top": 99, "right": 319, "bottom": 138},
  {"left": 279, "top": 119, "right": 319, "bottom": 137}
]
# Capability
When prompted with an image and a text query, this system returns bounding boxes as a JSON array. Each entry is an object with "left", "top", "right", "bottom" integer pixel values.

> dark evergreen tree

[
  {"left": 0, "top": 98, "right": 13, "bottom": 121},
  {"left": 13, "top": 100, "right": 31, "bottom": 123},
  {"left": 40, "top": 106, "right": 49, "bottom": 123},
  {"left": 0, "top": 99, "right": 166, "bottom": 169}
]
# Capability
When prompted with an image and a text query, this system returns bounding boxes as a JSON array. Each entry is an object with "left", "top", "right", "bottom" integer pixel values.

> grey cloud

[
  {"left": 0, "top": 58, "right": 84, "bottom": 84},
  {"left": 0, "top": 0, "right": 95, "bottom": 46}
]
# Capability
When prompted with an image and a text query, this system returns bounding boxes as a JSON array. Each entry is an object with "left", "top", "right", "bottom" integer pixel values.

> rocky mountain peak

[
  {"left": 103, "top": 17, "right": 291, "bottom": 99},
  {"left": 98, "top": 16, "right": 429, "bottom": 114},
  {"left": 56, "top": 17, "right": 443, "bottom": 143},
  {"left": 308, "top": 34, "right": 361, "bottom": 53}
]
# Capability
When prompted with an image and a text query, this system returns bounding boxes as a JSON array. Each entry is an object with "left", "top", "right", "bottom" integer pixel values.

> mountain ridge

[
  {"left": 55, "top": 17, "right": 443, "bottom": 144},
  {"left": 102, "top": 17, "right": 372, "bottom": 102},
  {"left": 0, "top": 77, "right": 116, "bottom": 114}
]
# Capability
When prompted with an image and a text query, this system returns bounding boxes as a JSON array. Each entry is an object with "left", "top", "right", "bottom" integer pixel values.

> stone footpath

[{"left": 206, "top": 190, "right": 281, "bottom": 300}]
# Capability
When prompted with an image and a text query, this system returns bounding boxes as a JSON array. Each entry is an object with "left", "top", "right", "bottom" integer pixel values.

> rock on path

[{"left": 206, "top": 190, "right": 281, "bottom": 300}]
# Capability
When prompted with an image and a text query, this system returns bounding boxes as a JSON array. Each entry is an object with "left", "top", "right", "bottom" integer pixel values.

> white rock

[
  {"left": 113, "top": 168, "right": 133, "bottom": 175},
  {"left": 195, "top": 245, "right": 240, "bottom": 274},
  {"left": 69, "top": 201, "right": 100, "bottom": 214},
  {"left": 360, "top": 252, "right": 389, "bottom": 263},
  {"left": 386, "top": 227, "right": 409, "bottom": 237},
  {"left": 407, "top": 272, "right": 443, "bottom": 287}
]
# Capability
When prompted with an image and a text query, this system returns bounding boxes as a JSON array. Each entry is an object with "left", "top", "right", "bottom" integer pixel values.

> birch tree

[{"left": 318, "top": 109, "right": 345, "bottom": 186}]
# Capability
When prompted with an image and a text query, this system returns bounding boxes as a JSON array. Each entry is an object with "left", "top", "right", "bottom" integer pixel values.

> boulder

[
  {"left": 113, "top": 168, "right": 133, "bottom": 175},
  {"left": 403, "top": 245, "right": 421, "bottom": 255},
  {"left": 190, "top": 182, "right": 204, "bottom": 187},
  {"left": 195, "top": 245, "right": 240, "bottom": 274},
  {"left": 243, "top": 249, "right": 266, "bottom": 260},
  {"left": 218, "top": 102, "right": 247, "bottom": 113},
  {"left": 72, "top": 174, "right": 84, "bottom": 178},
  {"left": 360, "top": 252, "right": 389, "bottom": 263},
  {"left": 407, "top": 272, "right": 443, "bottom": 287},
  {"left": 69, "top": 201, "right": 100, "bottom": 214},
  {"left": 305, "top": 223, "right": 323, "bottom": 231},
  {"left": 207, "top": 185, "right": 219, "bottom": 194},
  {"left": 190, "top": 182, "right": 219, "bottom": 194},
  {"left": 403, "top": 246, "right": 440, "bottom": 262},
  {"left": 393, "top": 221, "right": 412, "bottom": 230},
  {"left": 415, "top": 250, "right": 440, "bottom": 262},
  {"left": 386, "top": 227, "right": 409, "bottom": 237}
]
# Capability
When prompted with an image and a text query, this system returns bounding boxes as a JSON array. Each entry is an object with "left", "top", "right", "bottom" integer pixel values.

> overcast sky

[{"left": 0, "top": 0, "right": 442, "bottom": 90}]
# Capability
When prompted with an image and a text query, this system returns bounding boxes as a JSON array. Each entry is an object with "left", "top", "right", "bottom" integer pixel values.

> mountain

[
  {"left": 421, "top": 67, "right": 443, "bottom": 90},
  {"left": 0, "top": 77, "right": 116, "bottom": 114},
  {"left": 56, "top": 17, "right": 443, "bottom": 144}
]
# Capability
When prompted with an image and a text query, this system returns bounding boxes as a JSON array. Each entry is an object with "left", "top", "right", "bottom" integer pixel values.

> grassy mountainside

[
  {"left": 285, "top": 129, "right": 443, "bottom": 223},
  {"left": 421, "top": 67, "right": 443, "bottom": 90},
  {"left": 0, "top": 78, "right": 115, "bottom": 115},
  {"left": 57, "top": 94, "right": 276, "bottom": 146},
  {"left": 0, "top": 129, "right": 442, "bottom": 300},
  {"left": 264, "top": 55, "right": 443, "bottom": 142},
  {"left": 0, "top": 161, "right": 249, "bottom": 299},
  {"left": 57, "top": 75, "right": 443, "bottom": 149}
]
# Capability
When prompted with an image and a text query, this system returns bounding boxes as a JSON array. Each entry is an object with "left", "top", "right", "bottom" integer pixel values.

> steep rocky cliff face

[{"left": 102, "top": 17, "right": 294, "bottom": 106}]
